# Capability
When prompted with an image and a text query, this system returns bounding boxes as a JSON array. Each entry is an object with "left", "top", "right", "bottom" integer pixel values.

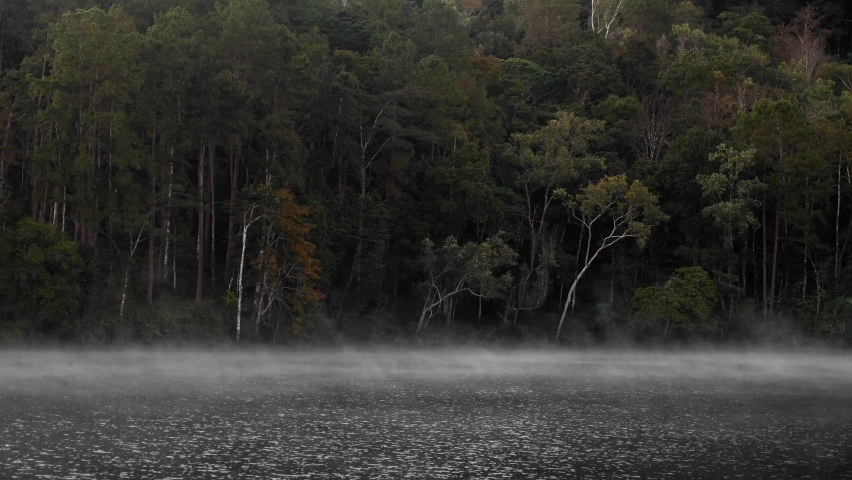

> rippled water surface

[{"left": 1, "top": 349, "right": 851, "bottom": 479}]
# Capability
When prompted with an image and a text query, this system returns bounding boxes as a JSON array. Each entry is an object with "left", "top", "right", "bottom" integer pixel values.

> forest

[{"left": 0, "top": 0, "right": 851, "bottom": 345}]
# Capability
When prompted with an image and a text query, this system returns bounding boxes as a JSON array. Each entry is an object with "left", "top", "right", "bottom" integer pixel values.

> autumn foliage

[
  {"left": 250, "top": 189, "right": 323, "bottom": 335},
  {"left": 274, "top": 189, "right": 324, "bottom": 332}
]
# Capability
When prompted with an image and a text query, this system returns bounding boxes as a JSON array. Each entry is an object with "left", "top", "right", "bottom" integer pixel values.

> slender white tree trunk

[
  {"left": 119, "top": 268, "right": 130, "bottom": 317},
  {"left": 555, "top": 269, "right": 584, "bottom": 339},
  {"left": 163, "top": 158, "right": 173, "bottom": 279},
  {"left": 61, "top": 188, "right": 66, "bottom": 233},
  {"left": 236, "top": 220, "right": 249, "bottom": 340},
  {"left": 416, "top": 290, "right": 435, "bottom": 334},
  {"left": 836, "top": 158, "right": 842, "bottom": 277},
  {"left": 236, "top": 208, "right": 254, "bottom": 340},
  {"left": 172, "top": 240, "right": 177, "bottom": 291},
  {"left": 119, "top": 221, "right": 149, "bottom": 317},
  {"left": 556, "top": 244, "right": 608, "bottom": 339}
]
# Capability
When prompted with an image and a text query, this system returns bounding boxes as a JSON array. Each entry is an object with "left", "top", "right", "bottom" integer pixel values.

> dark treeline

[{"left": 1, "top": 0, "right": 851, "bottom": 345}]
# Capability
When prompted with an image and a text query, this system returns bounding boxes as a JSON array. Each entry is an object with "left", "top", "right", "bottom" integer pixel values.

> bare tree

[
  {"left": 700, "top": 88, "right": 735, "bottom": 132},
  {"left": 589, "top": 0, "right": 625, "bottom": 40},
  {"left": 630, "top": 93, "right": 671, "bottom": 162},
  {"left": 776, "top": 5, "right": 829, "bottom": 87}
]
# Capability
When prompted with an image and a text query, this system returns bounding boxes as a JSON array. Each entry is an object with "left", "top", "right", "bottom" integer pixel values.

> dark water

[{"left": 0, "top": 350, "right": 850, "bottom": 479}]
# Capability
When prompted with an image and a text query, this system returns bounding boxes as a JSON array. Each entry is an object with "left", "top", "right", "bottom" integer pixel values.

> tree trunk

[
  {"left": 0, "top": 15, "right": 4, "bottom": 85},
  {"left": 556, "top": 260, "right": 593, "bottom": 339},
  {"left": 836, "top": 157, "right": 842, "bottom": 278},
  {"left": 172, "top": 231, "right": 177, "bottom": 291},
  {"left": 38, "top": 181, "right": 48, "bottom": 223},
  {"left": 161, "top": 157, "right": 172, "bottom": 280},
  {"left": 558, "top": 282, "right": 564, "bottom": 309},
  {"left": 769, "top": 195, "right": 780, "bottom": 316},
  {"left": 815, "top": 264, "right": 822, "bottom": 316},
  {"left": 803, "top": 243, "right": 808, "bottom": 300},
  {"left": 208, "top": 141, "right": 216, "bottom": 290},
  {"left": 609, "top": 249, "right": 615, "bottom": 305},
  {"left": 147, "top": 233, "right": 155, "bottom": 306},
  {"left": 119, "top": 267, "right": 130, "bottom": 318},
  {"left": 236, "top": 215, "right": 250, "bottom": 341},
  {"left": 762, "top": 192, "right": 768, "bottom": 317},
  {"left": 196, "top": 143, "right": 205, "bottom": 302},
  {"left": 341, "top": 194, "right": 365, "bottom": 315},
  {"left": 147, "top": 177, "right": 156, "bottom": 306},
  {"left": 252, "top": 223, "right": 272, "bottom": 328},
  {"left": 416, "top": 290, "right": 435, "bottom": 334},
  {"left": 445, "top": 296, "right": 454, "bottom": 325},
  {"left": 61, "top": 189, "right": 66, "bottom": 233},
  {"left": 741, "top": 239, "right": 747, "bottom": 299},
  {"left": 224, "top": 147, "right": 238, "bottom": 286}
]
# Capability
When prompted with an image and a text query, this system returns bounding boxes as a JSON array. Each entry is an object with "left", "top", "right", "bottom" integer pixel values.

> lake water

[{"left": 0, "top": 349, "right": 850, "bottom": 479}]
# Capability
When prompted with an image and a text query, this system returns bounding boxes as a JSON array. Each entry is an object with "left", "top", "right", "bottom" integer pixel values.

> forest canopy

[{"left": 0, "top": 0, "right": 851, "bottom": 345}]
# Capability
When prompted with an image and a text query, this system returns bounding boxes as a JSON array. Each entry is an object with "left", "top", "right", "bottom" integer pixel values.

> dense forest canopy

[{"left": 0, "top": 0, "right": 851, "bottom": 344}]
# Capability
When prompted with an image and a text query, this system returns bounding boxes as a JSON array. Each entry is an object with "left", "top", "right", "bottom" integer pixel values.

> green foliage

[
  {"left": 416, "top": 233, "right": 515, "bottom": 333},
  {"left": 0, "top": 219, "right": 82, "bottom": 326},
  {"left": 631, "top": 267, "right": 718, "bottom": 334},
  {"left": 28, "top": 6, "right": 148, "bottom": 237},
  {"left": 1, "top": 0, "right": 851, "bottom": 344},
  {"left": 633, "top": 128, "right": 720, "bottom": 228},
  {"left": 100, "top": 299, "right": 232, "bottom": 343},
  {"left": 718, "top": 11, "right": 774, "bottom": 51},
  {"left": 424, "top": 142, "right": 508, "bottom": 234},
  {"left": 419, "top": 233, "right": 515, "bottom": 302},
  {"left": 734, "top": 98, "right": 828, "bottom": 247},
  {"left": 222, "top": 289, "right": 237, "bottom": 306},
  {"left": 515, "top": 0, "right": 580, "bottom": 55},
  {"left": 413, "top": 0, "right": 473, "bottom": 63},
  {"left": 324, "top": 9, "right": 374, "bottom": 54},
  {"left": 545, "top": 42, "right": 626, "bottom": 106},
  {"left": 696, "top": 144, "right": 763, "bottom": 251},
  {"left": 658, "top": 25, "right": 768, "bottom": 97},
  {"left": 612, "top": 35, "right": 660, "bottom": 92},
  {"left": 817, "top": 63, "right": 852, "bottom": 95},
  {"left": 566, "top": 174, "right": 667, "bottom": 248},
  {"left": 592, "top": 94, "right": 641, "bottom": 125},
  {"left": 513, "top": 111, "right": 605, "bottom": 188}
]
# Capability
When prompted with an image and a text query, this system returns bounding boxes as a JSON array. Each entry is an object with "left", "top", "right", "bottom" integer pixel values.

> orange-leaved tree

[
  {"left": 274, "top": 189, "right": 324, "bottom": 334},
  {"left": 250, "top": 189, "right": 324, "bottom": 337}
]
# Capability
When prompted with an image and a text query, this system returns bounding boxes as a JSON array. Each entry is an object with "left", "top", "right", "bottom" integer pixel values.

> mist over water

[{"left": 1, "top": 349, "right": 851, "bottom": 478}]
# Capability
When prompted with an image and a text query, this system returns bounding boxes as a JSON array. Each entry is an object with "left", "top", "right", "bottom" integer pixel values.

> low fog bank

[
  {"left": 4, "top": 308, "right": 848, "bottom": 351},
  {"left": 1, "top": 348, "right": 851, "bottom": 394}
]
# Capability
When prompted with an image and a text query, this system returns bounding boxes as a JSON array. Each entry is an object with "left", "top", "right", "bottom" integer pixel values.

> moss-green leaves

[{"left": 631, "top": 267, "right": 718, "bottom": 334}]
